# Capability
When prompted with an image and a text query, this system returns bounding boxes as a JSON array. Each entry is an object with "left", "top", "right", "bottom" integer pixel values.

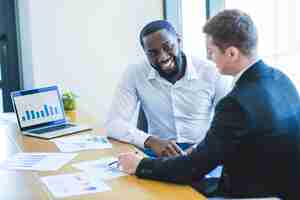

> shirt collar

[
  {"left": 232, "top": 58, "right": 261, "bottom": 87},
  {"left": 186, "top": 55, "right": 199, "bottom": 80},
  {"left": 147, "top": 54, "right": 199, "bottom": 81},
  {"left": 147, "top": 66, "right": 156, "bottom": 80}
]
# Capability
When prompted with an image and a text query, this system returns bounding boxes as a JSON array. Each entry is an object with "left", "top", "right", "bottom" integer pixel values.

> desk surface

[{"left": 0, "top": 123, "right": 206, "bottom": 200}]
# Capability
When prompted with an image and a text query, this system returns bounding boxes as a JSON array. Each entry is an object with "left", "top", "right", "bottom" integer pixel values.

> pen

[
  {"left": 108, "top": 160, "right": 119, "bottom": 167},
  {"left": 108, "top": 151, "right": 139, "bottom": 167}
]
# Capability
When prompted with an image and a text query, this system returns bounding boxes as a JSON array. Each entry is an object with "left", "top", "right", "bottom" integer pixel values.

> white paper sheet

[
  {"left": 41, "top": 172, "right": 111, "bottom": 198},
  {"left": 205, "top": 166, "right": 223, "bottom": 178},
  {"left": 53, "top": 135, "right": 112, "bottom": 152},
  {"left": 72, "top": 157, "right": 127, "bottom": 180},
  {"left": 0, "top": 153, "right": 77, "bottom": 171},
  {"left": 208, "top": 198, "right": 281, "bottom": 200}
]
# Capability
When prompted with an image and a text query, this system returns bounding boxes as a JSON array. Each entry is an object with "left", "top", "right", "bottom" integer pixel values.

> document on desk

[
  {"left": 205, "top": 165, "right": 223, "bottom": 178},
  {"left": 0, "top": 153, "right": 77, "bottom": 171},
  {"left": 72, "top": 157, "right": 127, "bottom": 180},
  {"left": 52, "top": 135, "right": 112, "bottom": 152},
  {"left": 208, "top": 198, "right": 281, "bottom": 200},
  {"left": 40, "top": 172, "right": 111, "bottom": 198}
]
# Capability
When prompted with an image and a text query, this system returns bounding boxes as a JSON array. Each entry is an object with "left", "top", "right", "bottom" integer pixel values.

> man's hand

[
  {"left": 118, "top": 152, "right": 143, "bottom": 175},
  {"left": 144, "top": 136, "right": 184, "bottom": 157}
]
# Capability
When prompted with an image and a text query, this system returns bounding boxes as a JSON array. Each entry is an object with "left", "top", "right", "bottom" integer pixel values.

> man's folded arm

[{"left": 135, "top": 97, "right": 248, "bottom": 184}]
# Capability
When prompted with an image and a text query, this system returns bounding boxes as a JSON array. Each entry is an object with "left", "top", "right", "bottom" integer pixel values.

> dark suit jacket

[{"left": 136, "top": 60, "right": 300, "bottom": 199}]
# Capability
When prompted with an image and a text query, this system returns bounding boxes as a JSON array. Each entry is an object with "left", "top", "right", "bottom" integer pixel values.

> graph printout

[
  {"left": 0, "top": 153, "right": 77, "bottom": 171},
  {"left": 41, "top": 172, "right": 111, "bottom": 198}
]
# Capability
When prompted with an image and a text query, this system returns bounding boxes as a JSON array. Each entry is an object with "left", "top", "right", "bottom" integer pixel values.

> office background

[
  {"left": 16, "top": 0, "right": 163, "bottom": 127},
  {"left": 1, "top": 0, "right": 299, "bottom": 129}
]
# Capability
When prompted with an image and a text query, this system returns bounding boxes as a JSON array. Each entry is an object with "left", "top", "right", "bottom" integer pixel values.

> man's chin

[
  {"left": 160, "top": 69, "right": 178, "bottom": 78},
  {"left": 162, "top": 68, "right": 175, "bottom": 74},
  {"left": 152, "top": 63, "right": 178, "bottom": 78}
]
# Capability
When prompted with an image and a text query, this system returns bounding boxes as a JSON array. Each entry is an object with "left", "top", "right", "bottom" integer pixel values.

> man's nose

[{"left": 158, "top": 49, "right": 169, "bottom": 61}]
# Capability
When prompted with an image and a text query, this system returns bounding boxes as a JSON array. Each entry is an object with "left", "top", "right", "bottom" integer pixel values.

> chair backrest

[{"left": 137, "top": 106, "right": 148, "bottom": 132}]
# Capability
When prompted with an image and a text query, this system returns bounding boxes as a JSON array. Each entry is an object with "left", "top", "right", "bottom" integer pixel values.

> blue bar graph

[
  {"left": 30, "top": 110, "right": 36, "bottom": 119},
  {"left": 25, "top": 111, "right": 30, "bottom": 120},
  {"left": 21, "top": 104, "right": 60, "bottom": 122},
  {"left": 44, "top": 105, "right": 49, "bottom": 116},
  {"left": 49, "top": 106, "right": 54, "bottom": 115}
]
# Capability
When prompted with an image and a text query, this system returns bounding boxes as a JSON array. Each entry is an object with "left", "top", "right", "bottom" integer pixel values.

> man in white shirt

[{"left": 105, "top": 20, "right": 230, "bottom": 157}]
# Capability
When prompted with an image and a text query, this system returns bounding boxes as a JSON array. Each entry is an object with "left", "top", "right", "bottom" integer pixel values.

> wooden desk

[{"left": 0, "top": 124, "right": 206, "bottom": 200}]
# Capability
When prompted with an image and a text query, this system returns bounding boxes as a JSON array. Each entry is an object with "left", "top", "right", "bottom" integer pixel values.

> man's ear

[{"left": 226, "top": 46, "right": 240, "bottom": 61}]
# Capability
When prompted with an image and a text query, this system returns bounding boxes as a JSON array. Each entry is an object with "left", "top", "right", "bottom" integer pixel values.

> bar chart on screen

[
  {"left": 14, "top": 89, "right": 64, "bottom": 127},
  {"left": 21, "top": 104, "right": 60, "bottom": 121}
]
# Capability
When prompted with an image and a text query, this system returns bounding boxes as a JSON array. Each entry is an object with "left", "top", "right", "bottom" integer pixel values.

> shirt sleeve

[
  {"left": 104, "top": 65, "right": 151, "bottom": 148},
  {"left": 135, "top": 97, "right": 248, "bottom": 184}
]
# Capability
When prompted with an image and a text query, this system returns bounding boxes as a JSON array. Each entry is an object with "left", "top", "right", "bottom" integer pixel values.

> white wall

[{"left": 17, "top": 0, "right": 163, "bottom": 127}]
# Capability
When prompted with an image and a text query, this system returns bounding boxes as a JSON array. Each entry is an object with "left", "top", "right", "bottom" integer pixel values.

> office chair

[{"left": 137, "top": 106, "right": 148, "bottom": 132}]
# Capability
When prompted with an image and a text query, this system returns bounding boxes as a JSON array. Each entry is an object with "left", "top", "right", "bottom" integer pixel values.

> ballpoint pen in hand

[
  {"left": 108, "top": 160, "right": 119, "bottom": 167},
  {"left": 108, "top": 151, "right": 140, "bottom": 168}
]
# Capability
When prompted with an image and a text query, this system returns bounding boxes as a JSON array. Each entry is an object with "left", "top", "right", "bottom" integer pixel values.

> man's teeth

[{"left": 162, "top": 59, "right": 172, "bottom": 66}]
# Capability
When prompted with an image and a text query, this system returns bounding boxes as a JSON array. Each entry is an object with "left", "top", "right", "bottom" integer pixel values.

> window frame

[{"left": 163, "top": 0, "right": 225, "bottom": 24}]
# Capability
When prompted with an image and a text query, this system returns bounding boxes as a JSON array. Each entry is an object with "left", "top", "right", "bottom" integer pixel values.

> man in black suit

[{"left": 118, "top": 9, "right": 300, "bottom": 199}]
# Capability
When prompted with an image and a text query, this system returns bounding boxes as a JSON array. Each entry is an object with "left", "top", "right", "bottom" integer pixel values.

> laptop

[{"left": 11, "top": 85, "right": 92, "bottom": 139}]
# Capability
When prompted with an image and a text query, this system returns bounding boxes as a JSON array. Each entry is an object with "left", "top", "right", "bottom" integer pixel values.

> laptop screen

[{"left": 11, "top": 86, "right": 66, "bottom": 130}]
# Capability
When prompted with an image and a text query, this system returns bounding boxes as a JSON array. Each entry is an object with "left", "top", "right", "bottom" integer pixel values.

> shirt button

[{"left": 174, "top": 108, "right": 179, "bottom": 116}]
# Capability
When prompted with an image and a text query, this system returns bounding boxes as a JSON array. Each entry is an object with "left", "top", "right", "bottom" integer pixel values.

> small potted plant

[{"left": 62, "top": 91, "right": 78, "bottom": 122}]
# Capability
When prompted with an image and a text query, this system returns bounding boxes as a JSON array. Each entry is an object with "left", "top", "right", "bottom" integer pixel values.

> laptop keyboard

[{"left": 29, "top": 124, "right": 75, "bottom": 134}]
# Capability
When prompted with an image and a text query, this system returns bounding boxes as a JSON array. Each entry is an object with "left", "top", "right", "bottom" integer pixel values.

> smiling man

[{"left": 105, "top": 20, "right": 230, "bottom": 158}]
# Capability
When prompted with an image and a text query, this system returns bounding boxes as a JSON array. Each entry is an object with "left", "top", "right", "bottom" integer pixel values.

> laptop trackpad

[{"left": 29, "top": 124, "right": 75, "bottom": 134}]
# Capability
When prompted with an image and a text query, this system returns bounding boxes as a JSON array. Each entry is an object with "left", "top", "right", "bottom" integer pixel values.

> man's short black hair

[{"left": 139, "top": 20, "right": 177, "bottom": 47}]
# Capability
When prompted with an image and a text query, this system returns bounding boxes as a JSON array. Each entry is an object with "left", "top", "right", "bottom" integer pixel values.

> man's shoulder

[
  {"left": 125, "top": 60, "right": 151, "bottom": 78},
  {"left": 188, "top": 55, "right": 222, "bottom": 83},
  {"left": 190, "top": 56, "right": 216, "bottom": 70},
  {"left": 189, "top": 56, "right": 218, "bottom": 75}
]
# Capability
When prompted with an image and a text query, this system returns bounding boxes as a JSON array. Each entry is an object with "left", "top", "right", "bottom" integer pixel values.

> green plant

[{"left": 62, "top": 91, "right": 77, "bottom": 111}]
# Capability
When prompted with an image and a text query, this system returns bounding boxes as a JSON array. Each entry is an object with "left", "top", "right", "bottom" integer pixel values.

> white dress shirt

[{"left": 105, "top": 55, "right": 231, "bottom": 148}]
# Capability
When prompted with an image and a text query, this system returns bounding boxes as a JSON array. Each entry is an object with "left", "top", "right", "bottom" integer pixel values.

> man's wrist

[
  {"left": 144, "top": 136, "right": 156, "bottom": 148},
  {"left": 135, "top": 157, "right": 152, "bottom": 177}
]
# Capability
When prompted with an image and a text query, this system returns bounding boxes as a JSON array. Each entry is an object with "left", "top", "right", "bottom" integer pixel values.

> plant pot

[{"left": 65, "top": 110, "right": 77, "bottom": 122}]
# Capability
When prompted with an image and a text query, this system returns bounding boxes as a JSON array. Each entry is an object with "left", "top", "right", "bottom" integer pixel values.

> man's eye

[
  {"left": 163, "top": 44, "right": 174, "bottom": 51},
  {"left": 146, "top": 51, "right": 158, "bottom": 57},
  {"left": 207, "top": 50, "right": 212, "bottom": 60}
]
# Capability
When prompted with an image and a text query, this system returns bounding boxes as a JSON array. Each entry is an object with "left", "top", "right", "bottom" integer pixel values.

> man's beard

[{"left": 152, "top": 53, "right": 182, "bottom": 79}]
